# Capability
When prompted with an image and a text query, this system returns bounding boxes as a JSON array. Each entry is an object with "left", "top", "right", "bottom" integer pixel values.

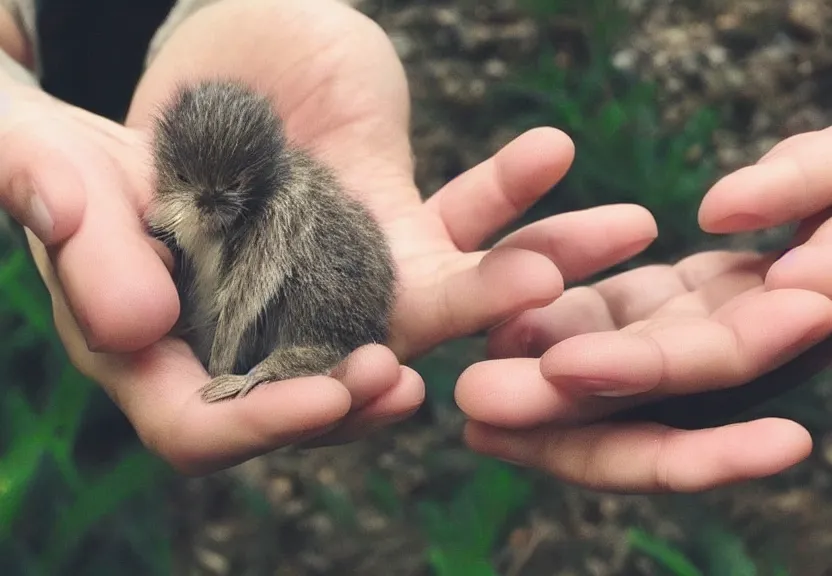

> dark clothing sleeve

[{"left": 0, "top": 0, "right": 223, "bottom": 85}]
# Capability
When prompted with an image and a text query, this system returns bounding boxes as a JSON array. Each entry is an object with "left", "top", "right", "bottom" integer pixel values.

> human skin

[
  {"left": 456, "top": 129, "right": 832, "bottom": 492},
  {"left": 0, "top": 0, "right": 654, "bottom": 475},
  {"left": 6, "top": 0, "right": 825, "bottom": 490}
]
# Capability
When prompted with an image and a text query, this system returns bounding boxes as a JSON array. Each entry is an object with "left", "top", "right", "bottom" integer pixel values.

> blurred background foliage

[
  {"left": 497, "top": 0, "right": 720, "bottom": 261},
  {"left": 0, "top": 0, "right": 825, "bottom": 574}
]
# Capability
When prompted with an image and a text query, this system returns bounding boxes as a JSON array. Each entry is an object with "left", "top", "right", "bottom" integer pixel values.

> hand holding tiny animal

[
  {"left": 18, "top": 0, "right": 829, "bottom": 490},
  {"left": 147, "top": 79, "right": 396, "bottom": 403}
]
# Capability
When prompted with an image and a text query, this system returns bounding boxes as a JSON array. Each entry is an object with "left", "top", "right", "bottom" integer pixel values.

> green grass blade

[
  {"left": 628, "top": 528, "right": 704, "bottom": 576},
  {"left": 41, "top": 449, "right": 167, "bottom": 572},
  {"left": 0, "top": 392, "right": 49, "bottom": 538},
  {"left": 0, "top": 250, "right": 51, "bottom": 337}
]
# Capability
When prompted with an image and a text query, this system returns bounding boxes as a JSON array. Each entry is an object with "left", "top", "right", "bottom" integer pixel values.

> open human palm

[{"left": 457, "top": 127, "right": 832, "bottom": 492}]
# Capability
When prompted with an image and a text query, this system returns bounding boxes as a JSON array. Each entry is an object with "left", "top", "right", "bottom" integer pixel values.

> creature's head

[{"left": 148, "top": 80, "right": 287, "bottom": 243}]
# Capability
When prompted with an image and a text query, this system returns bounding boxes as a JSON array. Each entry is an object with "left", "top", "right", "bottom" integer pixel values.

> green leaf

[
  {"left": 42, "top": 366, "right": 95, "bottom": 491},
  {"left": 427, "top": 547, "right": 499, "bottom": 576},
  {"left": 628, "top": 528, "right": 704, "bottom": 576},
  {"left": 0, "top": 392, "right": 50, "bottom": 538},
  {"left": 365, "top": 470, "right": 403, "bottom": 518},
  {"left": 0, "top": 250, "right": 51, "bottom": 337},
  {"left": 597, "top": 100, "right": 627, "bottom": 138},
  {"left": 695, "top": 525, "right": 758, "bottom": 576},
  {"left": 419, "top": 461, "right": 531, "bottom": 576},
  {"left": 41, "top": 449, "right": 167, "bottom": 572},
  {"left": 313, "top": 483, "right": 358, "bottom": 529}
]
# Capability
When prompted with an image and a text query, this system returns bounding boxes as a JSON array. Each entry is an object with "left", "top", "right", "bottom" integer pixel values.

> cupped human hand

[
  {"left": 4, "top": 0, "right": 562, "bottom": 474},
  {"left": 5, "top": 5, "right": 427, "bottom": 474},
  {"left": 455, "top": 129, "right": 832, "bottom": 493},
  {"left": 14, "top": 0, "right": 657, "bottom": 475},
  {"left": 126, "top": 0, "right": 658, "bottom": 365},
  {"left": 15, "top": 95, "right": 423, "bottom": 473}
]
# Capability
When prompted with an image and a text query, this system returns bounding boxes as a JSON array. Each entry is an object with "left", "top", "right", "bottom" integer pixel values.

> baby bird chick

[{"left": 146, "top": 79, "right": 396, "bottom": 402}]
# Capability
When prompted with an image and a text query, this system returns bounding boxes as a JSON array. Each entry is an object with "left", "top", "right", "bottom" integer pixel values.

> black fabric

[{"left": 36, "top": 0, "right": 175, "bottom": 120}]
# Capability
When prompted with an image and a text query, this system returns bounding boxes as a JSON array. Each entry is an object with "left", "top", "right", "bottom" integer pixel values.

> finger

[
  {"left": 302, "top": 365, "right": 425, "bottom": 447},
  {"left": 328, "top": 344, "right": 403, "bottom": 409},
  {"left": 463, "top": 418, "right": 811, "bottom": 492},
  {"left": 163, "top": 374, "right": 353, "bottom": 475},
  {"left": 700, "top": 129, "right": 832, "bottom": 233},
  {"left": 487, "top": 286, "right": 619, "bottom": 359},
  {"left": 146, "top": 235, "right": 175, "bottom": 273},
  {"left": 767, "top": 215, "right": 832, "bottom": 296},
  {"left": 494, "top": 204, "right": 657, "bottom": 283},
  {"left": 0, "top": 120, "right": 87, "bottom": 245},
  {"left": 487, "top": 250, "right": 766, "bottom": 358},
  {"left": 14, "top": 121, "right": 179, "bottom": 353},
  {"left": 51, "top": 189, "right": 180, "bottom": 352},
  {"left": 790, "top": 206, "right": 832, "bottom": 247},
  {"left": 595, "top": 250, "right": 768, "bottom": 328},
  {"left": 426, "top": 127, "right": 575, "bottom": 251},
  {"left": 147, "top": 348, "right": 417, "bottom": 473},
  {"left": 40, "top": 261, "right": 353, "bottom": 475},
  {"left": 455, "top": 358, "right": 589, "bottom": 428},
  {"left": 486, "top": 262, "right": 685, "bottom": 360},
  {"left": 429, "top": 247, "right": 563, "bottom": 346},
  {"left": 540, "top": 289, "right": 832, "bottom": 398},
  {"left": 473, "top": 290, "right": 832, "bottom": 430},
  {"left": 115, "top": 340, "right": 354, "bottom": 475}
]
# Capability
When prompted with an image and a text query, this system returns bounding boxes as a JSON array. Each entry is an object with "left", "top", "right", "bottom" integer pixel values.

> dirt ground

[{"left": 173, "top": 1, "right": 832, "bottom": 574}]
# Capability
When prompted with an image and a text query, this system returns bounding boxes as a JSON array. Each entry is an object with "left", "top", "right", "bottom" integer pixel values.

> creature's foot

[
  {"left": 199, "top": 374, "right": 249, "bottom": 403},
  {"left": 200, "top": 345, "right": 345, "bottom": 402},
  {"left": 236, "top": 345, "right": 344, "bottom": 399}
]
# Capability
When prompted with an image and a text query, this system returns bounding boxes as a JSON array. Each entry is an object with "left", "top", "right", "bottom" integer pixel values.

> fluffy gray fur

[{"left": 145, "top": 79, "right": 396, "bottom": 402}]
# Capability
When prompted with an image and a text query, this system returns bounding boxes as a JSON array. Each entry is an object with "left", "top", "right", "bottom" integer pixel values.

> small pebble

[
  {"left": 204, "top": 522, "right": 235, "bottom": 544},
  {"left": 195, "top": 548, "right": 229, "bottom": 576},
  {"left": 484, "top": 58, "right": 508, "bottom": 78},
  {"left": 266, "top": 476, "right": 294, "bottom": 505}
]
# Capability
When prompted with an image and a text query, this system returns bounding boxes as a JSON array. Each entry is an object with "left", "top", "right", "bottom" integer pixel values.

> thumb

[{"left": 0, "top": 122, "right": 87, "bottom": 245}]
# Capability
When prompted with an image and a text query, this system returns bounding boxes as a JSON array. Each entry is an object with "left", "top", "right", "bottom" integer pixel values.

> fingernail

[
  {"left": 591, "top": 389, "right": 634, "bottom": 398},
  {"left": 85, "top": 334, "right": 105, "bottom": 353},
  {"left": 27, "top": 194, "right": 54, "bottom": 242},
  {"left": 772, "top": 246, "right": 803, "bottom": 269},
  {"left": 12, "top": 175, "right": 54, "bottom": 243},
  {"left": 715, "top": 213, "right": 768, "bottom": 231},
  {"left": 564, "top": 378, "right": 632, "bottom": 397},
  {"left": 766, "top": 247, "right": 810, "bottom": 288}
]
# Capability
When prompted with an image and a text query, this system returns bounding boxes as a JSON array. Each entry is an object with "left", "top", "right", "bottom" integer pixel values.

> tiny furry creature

[{"left": 145, "top": 79, "right": 396, "bottom": 402}]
